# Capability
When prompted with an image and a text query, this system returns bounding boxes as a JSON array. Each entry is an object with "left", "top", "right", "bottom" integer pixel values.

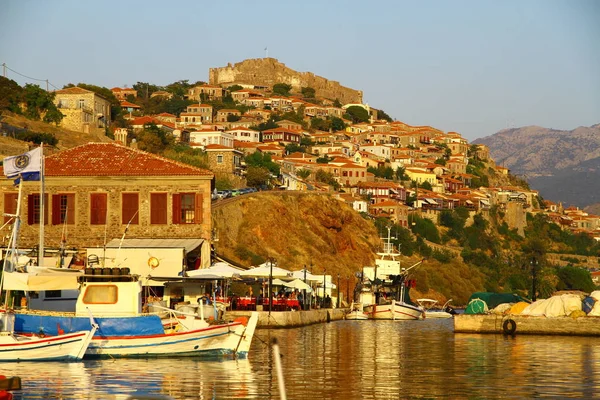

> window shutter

[
  {"left": 151, "top": 193, "right": 167, "bottom": 225},
  {"left": 122, "top": 193, "right": 139, "bottom": 224},
  {"left": 27, "top": 194, "right": 34, "bottom": 225},
  {"left": 67, "top": 194, "right": 75, "bottom": 224},
  {"left": 52, "top": 194, "right": 61, "bottom": 225},
  {"left": 91, "top": 193, "right": 108, "bottom": 225},
  {"left": 195, "top": 193, "right": 203, "bottom": 224},
  {"left": 3, "top": 193, "right": 18, "bottom": 224},
  {"left": 172, "top": 193, "right": 181, "bottom": 224}
]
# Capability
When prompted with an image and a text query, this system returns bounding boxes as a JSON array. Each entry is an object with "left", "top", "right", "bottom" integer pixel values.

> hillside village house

[
  {"left": 53, "top": 87, "right": 112, "bottom": 134},
  {"left": 262, "top": 128, "right": 302, "bottom": 145},
  {"left": 216, "top": 109, "right": 241, "bottom": 123},
  {"left": 187, "top": 84, "right": 224, "bottom": 101},
  {"left": 189, "top": 130, "right": 234, "bottom": 148},
  {"left": 226, "top": 128, "right": 260, "bottom": 143},
  {"left": 180, "top": 104, "right": 213, "bottom": 126},
  {"left": 204, "top": 144, "right": 243, "bottom": 177},
  {"left": 0, "top": 143, "right": 214, "bottom": 268},
  {"left": 111, "top": 87, "right": 138, "bottom": 100},
  {"left": 369, "top": 200, "right": 411, "bottom": 226}
]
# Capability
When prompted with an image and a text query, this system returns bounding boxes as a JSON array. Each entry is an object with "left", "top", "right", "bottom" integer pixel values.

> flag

[{"left": 3, "top": 147, "right": 42, "bottom": 181}]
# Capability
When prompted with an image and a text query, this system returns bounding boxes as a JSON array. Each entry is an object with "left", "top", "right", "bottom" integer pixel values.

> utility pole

[{"left": 2, "top": 63, "right": 6, "bottom": 78}]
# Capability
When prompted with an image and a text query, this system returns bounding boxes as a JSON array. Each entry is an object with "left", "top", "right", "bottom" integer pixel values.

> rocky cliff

[
  {"left": 209, "top": 58, "right": 363, "bottom": 104},
  {"left": 212, "top": 192, "right": 379, "bottom": 276}
]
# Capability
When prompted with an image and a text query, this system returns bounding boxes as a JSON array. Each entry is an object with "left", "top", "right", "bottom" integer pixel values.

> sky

[{"left": 1, "top": 0, "right": 599, "bottom": 141}]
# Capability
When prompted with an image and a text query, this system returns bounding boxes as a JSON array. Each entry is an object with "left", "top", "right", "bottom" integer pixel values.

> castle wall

[{"left": 209, "top": 58, "right": 363, "bottom": 104}]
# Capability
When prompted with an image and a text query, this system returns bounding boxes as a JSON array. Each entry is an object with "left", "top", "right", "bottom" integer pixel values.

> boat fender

[
  {"left": 327, "top": 311, "right": 331, "bottom": 323},
  {"left": 502, "top": 319, "right": 517, "bottom": 335}
]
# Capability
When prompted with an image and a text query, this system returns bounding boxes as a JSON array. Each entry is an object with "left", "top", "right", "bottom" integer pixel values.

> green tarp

[{"left": 464, "top": 292, "right": 527, "bottom": 314}]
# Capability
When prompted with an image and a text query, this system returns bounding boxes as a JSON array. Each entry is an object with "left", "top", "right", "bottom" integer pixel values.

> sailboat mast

[{"left": 38, "top": 143, "right": 45, "bottom": 266}]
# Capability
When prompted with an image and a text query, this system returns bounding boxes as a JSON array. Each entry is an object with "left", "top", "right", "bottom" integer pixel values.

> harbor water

[{"left": 4, "top": 318, "right": 600, "bottom": 399}]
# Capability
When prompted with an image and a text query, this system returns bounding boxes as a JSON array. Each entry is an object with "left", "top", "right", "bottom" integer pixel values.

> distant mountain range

[{"left": 474, "top": 124, "right": 600, "bottom": 209}]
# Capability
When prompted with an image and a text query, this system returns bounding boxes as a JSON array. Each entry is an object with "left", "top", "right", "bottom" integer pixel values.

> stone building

[
  {"left": 0, "top": 143, "right": 214, "bottom": 267},
  {"left": 53, "top": 87, "right": 112, "bottom": 133},
  {"left": 204, "top": 144, "right": 242, "bottom": 177},
  {"left": 209, "top": 58, "right": 363, "bottom": 104}
]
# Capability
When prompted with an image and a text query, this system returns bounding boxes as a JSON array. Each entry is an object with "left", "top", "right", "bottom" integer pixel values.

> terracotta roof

[
  {"left": 120, "top": 100, "right": 140, "bottom": 108},
  {"left": 204, "top": 144, "right": 235, "bottom": 150},
  {"left": 156, "top": 112, "right": 176, "bottom": 117},
  {"left": 54, "top": 87, "right": 93, "bottom": 95},
  {"left": 44, "top": 143, "right": 213, "bottom": 177},
  {"left": 130, "top": 116, "right": 161, "bottom": 126}
]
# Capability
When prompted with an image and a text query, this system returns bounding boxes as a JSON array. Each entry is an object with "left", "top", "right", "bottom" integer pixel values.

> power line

[{"left": 2, "top": 63, "right": 60, "bottom": 90}]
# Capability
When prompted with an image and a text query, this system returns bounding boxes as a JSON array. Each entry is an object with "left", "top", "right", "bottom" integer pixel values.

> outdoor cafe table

[
  {"left": 263, "top": 298, "right": 300, "bottom": 311},
  {"left": 237, "top": 297, "right": 256, "bottom": 310}
]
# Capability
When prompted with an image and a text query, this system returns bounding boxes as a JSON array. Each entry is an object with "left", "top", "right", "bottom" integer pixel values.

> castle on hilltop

[{"left": 209, "top": 58, "right": 363, "bottom": 104}]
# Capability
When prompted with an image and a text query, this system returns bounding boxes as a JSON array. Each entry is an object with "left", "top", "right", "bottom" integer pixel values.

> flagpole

[{"left": 38, "top": 143, "right": 44, "bottom": 267}]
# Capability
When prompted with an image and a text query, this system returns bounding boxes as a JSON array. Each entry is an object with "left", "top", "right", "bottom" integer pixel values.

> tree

[
  {"left": 555, "top": 265, "right": 596, "bottom": 293},
  {"left": 21, "top": 84, "right": 64, "bottom": 125},
  {"left": 246, "top": 166, "right": 271, "bottom": 188},
  {"left": 227, "top": 84, "right": 243, "bottom": 92},
  {"left": 301, "top": 87, "right": 316, "bottom": 99},
  {"left": 245, "top": 152, "right": 280, "bottom": 175},
  {"left": 165, "top": 80, "right": 192, "bottom": 97},
  {"left": 227, "top": 114, "right": 241, "bottom": 122},
  {"left": 0, "top": 76, "right": 23, "bottom": 112},
  {"left": 376, "top": 108, "right": 393, "bottom": 122},
  {"left": 419, "top": 181, "right": 433, "bottom": 191},
  {"left": 330, "top": 116, "right": 346, "bottom": 132},
  {"left": 296, "top": 169, "right": 311, "bottom": 179},
  {"left": 133, "top": 82, "right": 161, "bottom": 99},
  {"left": 133, "top": 123, "right": 174, "bottom": 154},
  {"left": 272, "top": 83, "right": 292, "bottom": 97},
  {"left": 333, "top": 98, "right": 342, "bottom": 108},
  {"left": 285, "top": 143, "right": 304, "bottom": 154},
  {"left": 344, "top": 106, "right": 369, "bottom": 123},
  {"left": 311, "top": 117, "right": 330, "bottom": 131},
  {"left": 395, "top": 166, "right": 408, "bottom": 181},
  {"left": 315, "top": 169, "right": 340, "bottom": 190}
]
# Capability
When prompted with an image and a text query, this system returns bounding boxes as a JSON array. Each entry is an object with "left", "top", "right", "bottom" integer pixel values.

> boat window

[{"left": 82, "top": 285, "right": 118, "bottom": 304}]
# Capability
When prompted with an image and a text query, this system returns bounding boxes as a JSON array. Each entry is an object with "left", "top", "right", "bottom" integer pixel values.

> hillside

[
  {"left": 474, "top": 124, "right": 600, "bottom": 208},
  {"left": 211, "top": 192, "right": 488, "bottom": 305},
  {"left": 0, "top": 111, "right": 113, "bottom": 157}
]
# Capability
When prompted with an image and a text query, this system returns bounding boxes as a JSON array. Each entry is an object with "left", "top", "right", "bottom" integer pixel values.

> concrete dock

[
  {"left": 454, "top": 314, "right": 600, "bottom": 336},
  {"left": 226, "top": 308, "right": 348, "bottom": 328}
]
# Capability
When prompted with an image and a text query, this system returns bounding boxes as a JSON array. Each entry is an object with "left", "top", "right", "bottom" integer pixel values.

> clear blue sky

[{"left": 1, "top": 0, "right": 598, "bottom": 141}]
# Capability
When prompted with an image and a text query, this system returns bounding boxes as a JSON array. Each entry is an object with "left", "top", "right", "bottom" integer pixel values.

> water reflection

[{"left": 5, "top": 320, "right": 600, "bottom": 399}]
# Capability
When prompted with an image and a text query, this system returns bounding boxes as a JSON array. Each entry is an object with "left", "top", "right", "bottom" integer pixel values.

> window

[
  {"left": 90, "top": 193, "right": 107, "bottom": 225},
  {"left": 122, "top": 193, "right": 139, "bottom": 224},
  {"left": 82, "top": 285, "right": 118, "bottom": 304},
  {"left": 79, "top": 99, "right": 85, "bottom": 108},
  {"left": 217, "top": 155, "right": 224, "bottom": 164},
  {"left": 45, "top": 290, "right": 62, "bottom": 298},
  {"left": 3, "top": 193, "right": 18, "bottom": 224},
  {"left": 150, "top": 193, "right": 167, "bottom": 224},
  {"left": 27, "top": 194, "right": 48, "bottom": 225},
  {"left": 52, "top": 194, "right": 75, "bottom": 225},
  {"left": 172, "top": 193, "right": 203, "bottom": 224}
]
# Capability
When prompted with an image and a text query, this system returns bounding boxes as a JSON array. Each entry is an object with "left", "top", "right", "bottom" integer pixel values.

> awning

[
  {"left": 3, "top": 271, "right": 82, "bottom": 291},
  {"left": 480, "top": 199, "right": 490, "bottom": 205},
  {"left": 466, "top": 200, "right": 474, "bottom": 205},
  {"left": 104, "top": 238, "right": 204, "bottom": 253}
]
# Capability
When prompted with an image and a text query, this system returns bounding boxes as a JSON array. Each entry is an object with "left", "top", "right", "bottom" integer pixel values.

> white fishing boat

[
  {"left": 355, "top": 227, "right": 425, "bottom": 321},
  {"left": 0, "top": 316, "right": 96, "bottom": 362},
  {"left": 416, "top": 299, "right": 455, "bottom": 319},
  {"left": 346, "top": 302, "right": 368, "bottom": 320},
  {"left": 4, "top": 272, "right": 259, "bottom": 359},
  {"left": 0, "top": 148, "right": 96, "bottom": 361}
]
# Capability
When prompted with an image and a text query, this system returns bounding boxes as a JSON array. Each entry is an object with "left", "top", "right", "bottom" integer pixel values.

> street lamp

[
  {"left": 531, "top": 257, "right": 537, "bottom": 302},
  {"left": 337, "top": 274, "right": 340, "bottom": 308}
]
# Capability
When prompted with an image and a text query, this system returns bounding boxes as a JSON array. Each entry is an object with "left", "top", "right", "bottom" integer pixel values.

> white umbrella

[
  {"left": 271, "top": 278, "right": 289, "bottom": 286},
  {"left": 187, "top": 262, "right": 243, "bottom": 278},
  {"left": 239, "top": 263, "right": 292, "bottom": 278},
  {"left": 290, "top": 269, "right": 322, "bottom": 282},
  {"left": 284, "top": 278, "right": 312, "bottom": 292}
]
